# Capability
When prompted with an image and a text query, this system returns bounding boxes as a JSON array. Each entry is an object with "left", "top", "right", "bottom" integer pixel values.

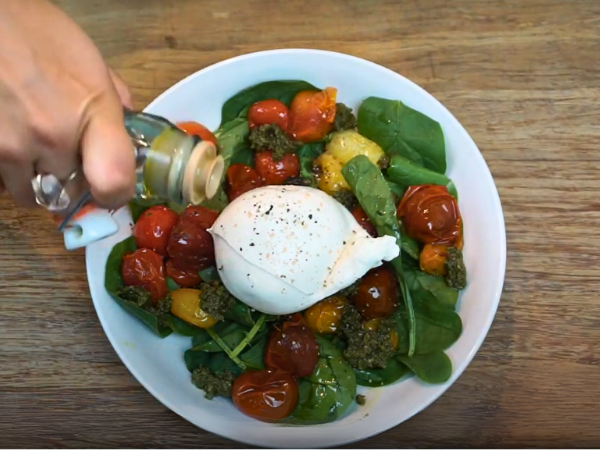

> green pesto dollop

[
  {"left": 248, "top": 124, "right": 300, "bottom": 161},
  {"left": 338, "top": 278, "right": 360, "bottom": 299},
  {"left": 200, "top": 281, "right": 236, "bottom": 321},
  {"left": 283, "top": 176, "right": 312, "bottom": 187},
  {"left": 333, "top": 103, "right": 357, "bottom": 131},
  {"left": 191, "top": 366, "right": 236, "bottom": 400},
  {"left": 340, "top": 305, "right": 395, "bottom": 370},
  {"left": 117, "top": 286, "right": 172, "bottom": 329},
  {"left": 445, "top": 247, "right": 467, "bottom": 289},
  {"left": 332, "top": 189, "right": 358, "bottom": 211}
]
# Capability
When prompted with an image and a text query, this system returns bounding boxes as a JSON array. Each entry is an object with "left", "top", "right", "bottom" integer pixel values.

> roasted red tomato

[
  {"left": 397, "top": 184, "right": 461, "bottom": 245},
  {"left": 264, "top": 313, "right": 319, "bottom": 377},
  {"left": 289, "top": 87, "right": 337, "bottom": 143},
  {"left": 231, "top": 369, "right": 299, "bottom": 422},
  {"left": 254, "top": 151, "right": 300, "bottom": 185},
  {"left": 351, "top": 206, "right": 377, "bottom": 237},
  {"left": 226, "top": 164, "right": 264, "bottom": 201},
  {"left": 353, "top": 265, "right": 398, "bottom": 321},
  {"left": 121, "top": 248, "right": 168, "bottom": 304},
  {"left": 179, "top": 205, "right": 220, "bottom": 229},
  {"left": 177, "top": 121, "right": 218, "bottom": 146},
  {"left": 167, "top": 220, "right": 215, "bottom": 271},
  {"left": 165, "top": 259, "right": 202, "bottom": 288},
  {"left": 248, "top": 99, "right": 290, "bottom": 131},
  {"left": 132, "top": 205, "right": 179, "bottom": 256}
]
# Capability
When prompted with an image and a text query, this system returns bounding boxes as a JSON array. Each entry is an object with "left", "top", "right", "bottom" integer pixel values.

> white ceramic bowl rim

[{"left": 86, "top": 48, "right": 506, "bottom": 448}]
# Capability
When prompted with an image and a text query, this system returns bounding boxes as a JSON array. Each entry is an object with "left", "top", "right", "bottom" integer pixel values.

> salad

[{"left": 105, "top": 80, "right": 467, "bottom": 425}]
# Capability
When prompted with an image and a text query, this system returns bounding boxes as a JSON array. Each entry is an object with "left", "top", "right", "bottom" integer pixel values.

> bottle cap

[{"left": 182, "top": 140, "right": 225, "bottom": 205}]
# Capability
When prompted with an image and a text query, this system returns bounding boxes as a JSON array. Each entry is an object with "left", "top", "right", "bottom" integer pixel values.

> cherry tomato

[
  {"left": 177, "top": 121, "right": 218, "bottom": 146},
  {"left": 353, "top": 265, "right": 398, "bottom": 321},
  {"left": 226, "top": 164, "right": 264, "bottom": 201},
  {"left": 180, "top": 205, "right": 220, "bottom": 229},
  {"left": 170, "top": 288, "right": 217, "bottom": 328},
  {"left": 248, "top": 99, "right": 290, "bottom": 131},
  {"left": 121, "top": 248, "right": 168, "bottom": 304},
  {"left": 289, "top": 87, "right": 337, "bottom": 143},
  {"left": 264, "top": 313, "right": 319, "bottom": 377},
  {"left": 304, "top": 296, "right": 346, "bottom": 334},
  {"left": 397, "top": 185, "right": 462, "bottom": 245},
  {"left": 419, "top": 244, "right": 448, "bottom": 276},
  {"left": 231, "top": 369, "right": 299, "bottom": 422},
  {"left": 132, "top": 205, "right": 179, "bottom": 256},
  {"left": 254, "top": 151, "right": 300, "bottom": 185},
  {"left": 167, "top": 220, "right": 215, "bottom": 271},
  {"left": 351, "top": 206, "right": 376, "bottom": 237},
  {"left": 165, "top": 259, "right": 202, "bottom": 288}
]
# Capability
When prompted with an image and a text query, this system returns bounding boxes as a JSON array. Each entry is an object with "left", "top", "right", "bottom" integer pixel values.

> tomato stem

[
  {"left": 206, "top": 328, "right": 246, "bottom": 370},
  {"left": 231, "top": 313, "right": 266, "bottom": 358}
]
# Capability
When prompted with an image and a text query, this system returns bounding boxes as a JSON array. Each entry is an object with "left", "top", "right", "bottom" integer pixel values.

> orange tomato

[{"left": 289, "top": 87, "right": 337, "bottom": 143}]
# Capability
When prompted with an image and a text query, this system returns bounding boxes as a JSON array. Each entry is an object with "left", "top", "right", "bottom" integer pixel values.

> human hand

[{"left": 0, "top": 0, "right": 136, "bottom": 209}]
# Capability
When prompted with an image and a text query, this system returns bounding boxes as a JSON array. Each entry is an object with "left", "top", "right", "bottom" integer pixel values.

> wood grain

[{"left": 1, "top": 0, "right": 600, "bottom": 447}]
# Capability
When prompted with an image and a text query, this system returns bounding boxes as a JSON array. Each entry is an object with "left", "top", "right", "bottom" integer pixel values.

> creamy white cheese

[{"left": 208, "top": 185, "right": 399, "bottom": 315}]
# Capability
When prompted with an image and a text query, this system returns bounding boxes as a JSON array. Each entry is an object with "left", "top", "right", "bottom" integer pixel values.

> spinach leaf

[
  {"left": 394, "top": 300, "right": 462, "bottom": 355},
  {"left": 398, "top": 350, "right": 452, "bottom": 384},
  {"left": 223, "top": 300, "right": 256, "bottom": 328},
  {"left": 387, "top": 155, "right": 457, "bottom": 198},
  {"left": 192, "top": 321, "right": 268, "bottom": 353},
  {"left": 220, "top": 80, "right": 318, "bottom": 126},
  {"left": 166, "top": 277, "right": 179, "bottom": 292},
  {"left": 341, "top": 155, "right": 416, "bottom": 356},
  {"left": 192, "top": 329, "right": 212, "bottom": 347},
  {"left": 184, "top": 348, "right": 243, "bottom": 378},
  {"left": 104, "top": 237, "right": 173, "bottom": 338},
  {"left": 358, "top": 97, "right": 446, "bottom": 174},
  {"left": 404, "top": 263, "right": 459, "bottom": 310},
  {"left": 296, "top": 142, "right": 325, "bottom": 187},
  {"left": 287, "top": 336, "right": 356, "bottom": 424},
  {"left": 167, "top": 315, "right": 205, "bottom": 337},
  {"left": 198, "top": 266, "right": 220, "bottom": 282},
  {"left": 354, "top": 358, "right": 411, "bottom": 387},
  {"left": 239, "top": 337, "right": 267, "bottom": 370}
]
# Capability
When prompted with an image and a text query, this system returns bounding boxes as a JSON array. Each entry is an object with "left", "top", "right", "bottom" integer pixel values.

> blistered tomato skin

[
  {"left": 121, "top": 248, "right": 168, "bottom": 304},
  {"left": 132, "top": 205, "right": 179, "bottom": 256},
  {"left": 304, "top": 296, "right": 347, "bottom": 334},
  {"left": 231, "top": 369, "right": 299, "bottom": 422},
  {"left": 177, "top": 121, "right": 218, "bottom": 146},
  {"left": 167, "top": 220, "right": 215, "bottom": 271},
  {"left": 254, "top": 151, "right": 300, "bottom": 185},
  {"left": 165, "top": 259, "right": 202, "bottom": 288},
  {"left": 351, "top": 206, "right": 377, "bottom": 237},
  {"left": 264, "top": 313, "right": 319, "bottom": 377},
  {"left": 289, "top": 87, "right": 337, "bottom": 143},
  {"left": 226, "top": 164, "right": 264, "bottom": 202},
  {"left": 248, "top": 99, "right": 290, "bottom": 131},
  {"left": 419, "top": 244, "right": 448, "bottom": 276},
  {"left": 397, "top": 184, "right": 462, "bottom": 245},
  {"left": 353, "top": 265, "right": 398, "bottom": 321},
  {"left": 180, "top": 205, "right": 220, "bottom": 229}
]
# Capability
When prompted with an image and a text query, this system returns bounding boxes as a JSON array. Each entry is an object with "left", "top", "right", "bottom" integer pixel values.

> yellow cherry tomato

[
  {"left": 419, "top": 244, "right": 449, "bottom": 276},
  {"left": 304, "top": 296, "right": 347, "bottom": 334},
  {"left": 326, "top": 130, "right": 385, "bottom": 166},
  {"left": 170, "top": 288, "right": 217, "bottom": 328},
  {"left": 314, "top": 153, "right": 349, "bottom": 194}
]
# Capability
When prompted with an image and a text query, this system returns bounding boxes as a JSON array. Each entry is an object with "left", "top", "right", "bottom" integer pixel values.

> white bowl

[{"left": 86, "top": 49, "right": 506, "bottom": 448}]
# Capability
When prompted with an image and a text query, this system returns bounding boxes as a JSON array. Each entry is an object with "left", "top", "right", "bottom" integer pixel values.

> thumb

[{"left": 80, "top": 93, "right": 136, "bottom": 209}]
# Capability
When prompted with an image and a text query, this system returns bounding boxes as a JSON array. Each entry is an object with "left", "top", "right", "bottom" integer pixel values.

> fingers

[
  {"left": 80, "top": 90, "right": 136, "bottom": 209},
  {"left": 0, "top": 162, "right": 35, "bottom": 207},
  {"left": 109, "top": 68, "right": 133, "bottom": 110}
]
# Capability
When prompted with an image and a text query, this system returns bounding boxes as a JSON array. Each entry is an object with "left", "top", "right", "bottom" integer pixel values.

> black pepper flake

[
  {"left": 218, "top": 265, "right": 224, "bottom": 271},
  {"left": 343, "top": 241, "right": 346, "bottom": 245},
  {"left": 309, "top": 214, "right": 313, "bottom": 219},
  {"left": 250, "top": 243, "right": 255, "bottom": 247},
  {"left": 240, "top": 247, "right": 243, "bottom": 251},
  {"left": 265, "top": 205, "right": 274, "bottom": 215}
]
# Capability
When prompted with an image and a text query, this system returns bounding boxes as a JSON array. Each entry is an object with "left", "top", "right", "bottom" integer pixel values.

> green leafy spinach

[
  {"left": 358, "top": 97, "right": 446, "bottom": 174},
  {"left": 387, "top": 154, "right": 457, "bottom": 198}
]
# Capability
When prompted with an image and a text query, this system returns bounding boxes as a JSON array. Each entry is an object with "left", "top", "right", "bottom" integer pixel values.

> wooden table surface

[{"left": 1, "top": 0, "right": 599, "bottom": 447}]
